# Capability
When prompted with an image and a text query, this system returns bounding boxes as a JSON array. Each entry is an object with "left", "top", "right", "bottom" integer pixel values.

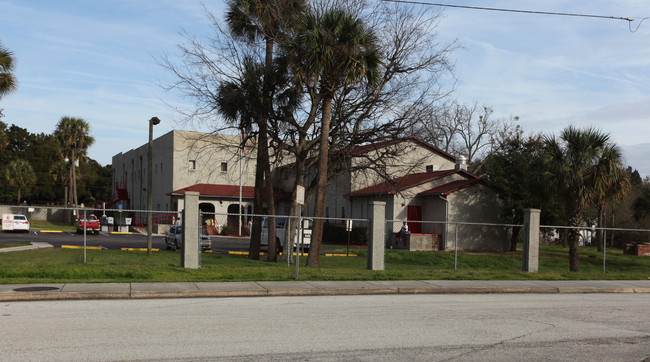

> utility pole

[{"left": 147, "top": 116, "right": 161, "bottom": 256}]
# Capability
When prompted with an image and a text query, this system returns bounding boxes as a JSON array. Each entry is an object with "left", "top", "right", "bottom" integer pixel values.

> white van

[{"left": 260, "top": 217, "right": 312, "bottom": 253}]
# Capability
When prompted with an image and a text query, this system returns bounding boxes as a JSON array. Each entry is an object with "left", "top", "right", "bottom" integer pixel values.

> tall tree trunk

[
  {"left": 509, "top": 225, "right": 520, "bottom": 252},
  {"left": 16, "top": 187, "right": 21, "bottom": 205},
  {"left": 263, "top": 36, "right": 277, "bottom": 262},
  {"left": 610, "top": 213, "right": 615, "bottom": 248},
  {"left": 262, "top": 121, "right": 276, "bottom": 262},
  {"left": 63, "top": 181, "right": 68, "bottom": 209},
  {"left": 67, "top": 156, "right": 74, "bottom": 223},
  {"left": 569, "top": 229, "right": 580, "bottom": 272},
  {"left": 596, "top": 205, "right": 604, "bottom": 252},
  {"left": 308, "top": 96, "right": 332, "bottom": 268},
  {"left": 283, "top": 153, "right": 306, "bottom": 263},
  {"left": 568, "top": 208, "right": 581, "bottom": 272},
  {"left": 249, "top": 133, "right": 265, "bottom": 260},
  {"left": 71, "top": 150, "right": 78, "bottom": 209}
]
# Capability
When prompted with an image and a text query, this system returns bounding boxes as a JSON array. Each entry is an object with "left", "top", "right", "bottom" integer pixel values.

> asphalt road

[
  {"left": 0, "top": 230, "right": 251, "bottom": 254},
  {"left": 1, "top": 293, "right": 648, "bottom": 361}
]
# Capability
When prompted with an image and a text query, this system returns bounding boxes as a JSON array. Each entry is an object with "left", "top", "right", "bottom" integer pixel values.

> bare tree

[
  {"left": 272, "top": 0, "right": 456, "bottom": 266},
  {"left": 416, "top": 101, "right": 521, "bottom": 173},
  {"left": 160, "top": 1, "right": 457, "bottom": 266}
]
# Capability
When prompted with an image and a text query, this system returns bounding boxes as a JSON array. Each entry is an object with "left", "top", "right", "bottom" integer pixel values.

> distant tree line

[
  {"left": 479, "top": 126, "right": 649, "bottom": 272},
  {"left": 0, "top": 120, "right": 111, "bottom": 206}
]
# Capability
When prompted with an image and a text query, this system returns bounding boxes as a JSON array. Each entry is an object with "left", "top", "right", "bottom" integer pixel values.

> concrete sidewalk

[{"left": 1, "top": 280, "right": 649, "bottom": 302}]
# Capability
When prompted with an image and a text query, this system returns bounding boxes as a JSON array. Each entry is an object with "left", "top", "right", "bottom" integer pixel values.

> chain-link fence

[
  {"left": 4, "top": 203, "right": 650, "bottom": 274},
  {"left": 383, "top": 217, "right": 650, "bottom": 273},
  {"left": 0, "top": 204, "right": 370, "bottom": 250},
  {"left": 386, "top": 219, "right": 514, "bottom": 270}
]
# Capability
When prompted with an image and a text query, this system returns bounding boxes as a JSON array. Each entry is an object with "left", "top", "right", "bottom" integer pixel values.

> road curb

[{"left": 1, "top": 282, "right": 649, "bottom": 302}]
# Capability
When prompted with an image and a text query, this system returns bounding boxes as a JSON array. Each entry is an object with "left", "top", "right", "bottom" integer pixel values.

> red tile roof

[
  {"left": 346, "top": 169, "right": 477, "bottom": 197},
  {"left": 418, "top": 179, "right": 481, "bottom": 196},
  {"left": 169, "top": 184, "right": 292, "bottom": 199}
]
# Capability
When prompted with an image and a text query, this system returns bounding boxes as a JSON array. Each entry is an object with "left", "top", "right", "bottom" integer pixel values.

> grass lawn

[
  {"left": 0, "top": 241, "right": 31, "bottom": 249},
  {"left": 0, "top": 244, "right": 648, "bottom": 284},
  {"left": 29, "top": 220, "right": 76, "bottom": 232}
]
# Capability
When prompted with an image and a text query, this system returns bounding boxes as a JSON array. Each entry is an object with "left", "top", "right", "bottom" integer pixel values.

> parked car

[
  {"left": 261, "top": 217, "right": 312, "bottom": 253},
  {"left": 76, "top": 214, "right": 100, "bottom": 234},
  {"left": 2, "top": 214, "right": 30, "bottom": 233},
  {"left": 165, "top": 225, "right": 211, "bottom": 251}
]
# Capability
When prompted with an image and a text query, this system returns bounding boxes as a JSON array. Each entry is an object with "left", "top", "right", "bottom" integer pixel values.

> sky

[{"left": 1, "top": 1, "right": 649, "bottom": 176}]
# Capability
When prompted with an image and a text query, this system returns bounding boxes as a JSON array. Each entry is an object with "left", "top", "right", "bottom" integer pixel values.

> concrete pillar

[
  {"left": 368, "top": 201, "right": 386, "bottom": 271},
  {"left": 182, "top": 191, "right": 200, "bottom": 269},
  {"left": 522, "top": 208, "right": 540, "bottom": 272}
]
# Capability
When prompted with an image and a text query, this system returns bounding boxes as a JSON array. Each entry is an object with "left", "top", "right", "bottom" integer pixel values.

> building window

[
  {"left": 426, "top": 165, "right": 434, "bottom": 172},
  {"left": 221, "top": 162, "right": 228, "bottom": 172},
  {"left": 189, "top": 160, "right": 196, "bottom": 170}
]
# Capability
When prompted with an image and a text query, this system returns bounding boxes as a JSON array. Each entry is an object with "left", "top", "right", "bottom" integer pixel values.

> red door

[{"left": 407, "top": 205, "right": 422, "bottom": 233}]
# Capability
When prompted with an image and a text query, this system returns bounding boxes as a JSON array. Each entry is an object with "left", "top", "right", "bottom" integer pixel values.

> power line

[{"left": 379, "top": 0, "right": 635, "bottom": 22}]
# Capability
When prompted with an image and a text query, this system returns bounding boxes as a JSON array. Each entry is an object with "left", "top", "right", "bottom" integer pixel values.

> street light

[{"left": 147, "top": 116, "right": 161, "bottom": 256}]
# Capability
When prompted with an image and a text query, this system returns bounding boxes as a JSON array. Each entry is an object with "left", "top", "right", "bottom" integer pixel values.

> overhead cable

[{"left": 379, "top": 0, "right": 635, "bottom": 23}]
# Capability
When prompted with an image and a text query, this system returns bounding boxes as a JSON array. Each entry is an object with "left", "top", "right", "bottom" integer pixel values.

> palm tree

[
  {"left": 286, "top": 8, "right": 380, "bottom": 267},
  {"left": 589, "top": 146, "right": 629, "bottom": 251},
  {"left": 226, "top": 0, "right": 306, "bottom": 262},
  {"left": 543, "top": 126, "right": 626, "bottom": 272},
  {"left": 0, "top": 41, "right": 17, "bottom": 99},
  {"left": 50, "top": 160, "right": 70, "bottom": 208},
  {"left": 54, "top": 116, "right": 94, "bottom": 213},
  {"left": 216, "top": 58, "right": 270, "bottom": 260},
  {"left": 5, "top": 159, "right": 36, "bottom": 204}
]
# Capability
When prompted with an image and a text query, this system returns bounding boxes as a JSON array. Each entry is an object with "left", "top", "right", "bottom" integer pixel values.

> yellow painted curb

[
  {"left": 61, "top": 245, "right": 102, "bottom": 250},
  {"left": 120, "top": 248, "right": 159, "bottom": 251},
  {"left": 111, "top": 232, "right": 133, "bottom": 235},
  {"left": 172, "top": 250, "right": 214, "bottom": 253},
  {"left": 39, "top": 230, "right": 64, "bottom": 233},
  {"left": 325, "top": 253, "right": 358, "bottom": 257},
  {"left": 228, "top": 251, "right": 265, "bottom": 255}
]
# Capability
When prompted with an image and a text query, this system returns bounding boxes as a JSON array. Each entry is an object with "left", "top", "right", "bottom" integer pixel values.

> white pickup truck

[{"left": 261, "top": 217, "right": 312, "bottom": 253}]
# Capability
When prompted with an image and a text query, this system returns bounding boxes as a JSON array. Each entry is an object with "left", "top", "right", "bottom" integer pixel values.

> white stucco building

[
  {"left": 111, "top": 132, "right": 507, "bottom": 250},
  {"left": 110, "top": 130, "right": 262, "bottom": 231}
]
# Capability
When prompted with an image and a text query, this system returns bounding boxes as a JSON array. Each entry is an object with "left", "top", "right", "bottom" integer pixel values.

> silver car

[{"left": 165, "top": 225, "right": 211, "bottom": 251}]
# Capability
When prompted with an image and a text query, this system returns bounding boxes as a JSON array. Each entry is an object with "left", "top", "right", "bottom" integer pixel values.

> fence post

[
  {"left": 182, "top": 191, "right": 200, "bottom": 269},
  {"left": 522, "top": 208, "right": 541, "bottom": 272},
  {"left": 368, "top": 201, "right": 386, "bottom": 271}
]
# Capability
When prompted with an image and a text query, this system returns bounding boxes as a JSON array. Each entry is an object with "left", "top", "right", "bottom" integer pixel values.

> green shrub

[
  {"left": 323, "top": 223, "right": 367, "bottom": 244},
  {"left": 220, "top": 225, "right": 237, "bottom": 236}
]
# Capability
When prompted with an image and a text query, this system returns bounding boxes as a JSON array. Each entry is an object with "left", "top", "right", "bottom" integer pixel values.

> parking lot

[
  {"left": 0, "top": 230, "right": 254, "bottom": 254},
  {"left": 0, "top": 230, "right": 346, "bottom": 255}
]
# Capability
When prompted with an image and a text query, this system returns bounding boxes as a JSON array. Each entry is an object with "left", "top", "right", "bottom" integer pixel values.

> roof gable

[
  {"left": 346, "top": 169, "right": 478, "bottom": 197},
  {"left": 350, "top": 137, "right": 456, "bottom": 162},
  {"left": 418, "top": 179, "right": 481, "bottom": 196}
]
